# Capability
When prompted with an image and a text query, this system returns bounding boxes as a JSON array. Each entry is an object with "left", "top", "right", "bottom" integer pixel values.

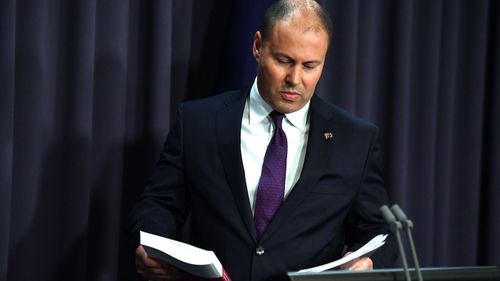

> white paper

[
  {"left": 297, "top": 234, "right": 387, "bottom": 273},
  {"left": 140, "top": 230, "right": 223, "bottom": 277}
]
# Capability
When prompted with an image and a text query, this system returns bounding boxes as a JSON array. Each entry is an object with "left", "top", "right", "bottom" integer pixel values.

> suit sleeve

[
  {"left": 345, "top": 126, "right": 397, "bottom": 268},
  {"left": 127, "top": 106, "right": 189, "bottom": 252}
]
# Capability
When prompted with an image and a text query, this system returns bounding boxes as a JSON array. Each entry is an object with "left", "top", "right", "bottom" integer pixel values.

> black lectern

[{"left": 288, "top": 266, "right": 500, "bottom": 281}]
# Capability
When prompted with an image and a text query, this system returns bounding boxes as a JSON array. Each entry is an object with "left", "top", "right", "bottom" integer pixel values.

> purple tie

[{"left": 254, "top": 111, "right": 287, "bottom": 238}]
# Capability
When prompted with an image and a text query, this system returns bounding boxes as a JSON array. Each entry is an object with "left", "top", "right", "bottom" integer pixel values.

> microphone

[
  {"left": 391, "top": 204, "right": 423, "bottom": 281},
  {"left": 380, "top": 205, "right": 411, "bottom": 281}
]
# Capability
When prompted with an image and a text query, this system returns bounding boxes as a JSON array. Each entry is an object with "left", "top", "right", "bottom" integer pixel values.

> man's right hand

[{"left": 135, "top": 245, "right": 185, "bottom": 281}]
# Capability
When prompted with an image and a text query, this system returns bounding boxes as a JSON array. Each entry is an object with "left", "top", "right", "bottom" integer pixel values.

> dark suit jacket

[{"left": 129, "top": 89, "right": 396, "bottom": 281}]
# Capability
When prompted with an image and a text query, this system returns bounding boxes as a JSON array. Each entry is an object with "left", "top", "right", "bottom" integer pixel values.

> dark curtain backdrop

[{"left": 1, "top": 0, "right": 499, "bottom": 280}]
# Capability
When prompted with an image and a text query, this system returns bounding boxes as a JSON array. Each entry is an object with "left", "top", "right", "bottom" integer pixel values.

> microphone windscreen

[
  {"left": 391, "top": 204, "right": 408, "bottom": 221},
  {"left": 380, "top": 205, "right": 397, "bottom": 224}
]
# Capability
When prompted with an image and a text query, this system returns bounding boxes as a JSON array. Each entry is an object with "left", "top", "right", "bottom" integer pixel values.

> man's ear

[{"left": 253, "top": 31, "right": 262, "bottom": 60}]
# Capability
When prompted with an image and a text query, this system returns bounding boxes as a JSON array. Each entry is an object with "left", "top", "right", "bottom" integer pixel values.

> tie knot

[{"left": 269, "top": 111, "right": 285, "bottom": 129}]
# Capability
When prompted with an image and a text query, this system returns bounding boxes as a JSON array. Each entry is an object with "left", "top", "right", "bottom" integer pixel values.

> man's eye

[
  {"left": 277, "top": 58, "right": 290, "bottom": 64},
  {"left": 304, "top": 63, "right": 318, "bottom": 70}
]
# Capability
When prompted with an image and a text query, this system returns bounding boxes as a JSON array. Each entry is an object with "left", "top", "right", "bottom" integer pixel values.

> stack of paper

[
  {"left": 297, "top": 234, "right": 388, "bottom": 273},
  {"left": 140, "top": 231, "right": 231, "bottom": 280}
]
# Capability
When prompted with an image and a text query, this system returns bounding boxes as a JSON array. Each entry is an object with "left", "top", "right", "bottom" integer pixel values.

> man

[{"left": 129, "top": 0, "right": 396, "bottom": 280}]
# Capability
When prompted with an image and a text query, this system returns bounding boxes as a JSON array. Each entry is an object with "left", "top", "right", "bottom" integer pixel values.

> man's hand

[
  {"left": 135, "top": 245, "right": 185, "bottom": 280},
  {"left": 340, "top": 252, "right": 373, "bottom": 270}
]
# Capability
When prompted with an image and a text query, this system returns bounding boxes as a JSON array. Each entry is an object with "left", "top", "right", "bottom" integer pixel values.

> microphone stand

[
  {"left": 380, "top": 205, "right": 411, "bottom": 281},
  {"left": 391, "top": 204, "right": 423, "bottom": 281}
]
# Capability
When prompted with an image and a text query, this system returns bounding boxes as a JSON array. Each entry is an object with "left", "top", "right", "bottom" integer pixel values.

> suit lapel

[
  {"left": 216, "top": 90, "right": 258, "bottom": 241},
  {"left": 259, "top": 96, "right": 336, "bottom": 241}
]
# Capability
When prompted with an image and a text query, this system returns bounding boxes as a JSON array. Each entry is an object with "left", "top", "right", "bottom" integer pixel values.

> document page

[
  {"left": 140, "top": 231, "right": 225, "bottom": 279},
  {"left": 297, "top": 234, "right": 387, "bottom": 273}
]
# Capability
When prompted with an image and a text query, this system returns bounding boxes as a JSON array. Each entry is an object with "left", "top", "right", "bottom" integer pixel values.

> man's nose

[{"left": 285, "top": 66, "right": 300, "bottom": 86}]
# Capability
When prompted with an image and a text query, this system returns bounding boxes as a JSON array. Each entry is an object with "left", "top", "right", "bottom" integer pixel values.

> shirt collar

[{"left": 248, "top": 77, "right": 310, "bottom": 132}]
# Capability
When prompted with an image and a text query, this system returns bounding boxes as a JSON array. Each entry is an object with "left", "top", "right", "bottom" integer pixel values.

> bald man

[{"left": 129, "top": 1, "right": 396, "bottom": 280}]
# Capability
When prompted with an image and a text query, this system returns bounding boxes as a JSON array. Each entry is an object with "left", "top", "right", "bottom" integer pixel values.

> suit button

[{"left": 256, "top": 246, "right": 265, "bottom": 255}]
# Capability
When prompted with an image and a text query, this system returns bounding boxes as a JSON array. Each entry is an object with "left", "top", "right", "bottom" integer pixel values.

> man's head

[{"left": 253, "top": 0, "right": 332, "bottom": 113}]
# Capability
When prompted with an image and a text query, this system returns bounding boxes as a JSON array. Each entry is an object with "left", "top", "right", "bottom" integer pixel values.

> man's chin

[{"left": 273, "top": 102, "right": 305, "bottom": 114}]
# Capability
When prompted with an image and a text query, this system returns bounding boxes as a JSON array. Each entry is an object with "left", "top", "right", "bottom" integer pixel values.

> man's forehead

[
  {"left": 265, "top": 21, "right": 329, "bottom": 62},
  {"left": 275, "top": 12, "right": 326, "bottom": 37}
]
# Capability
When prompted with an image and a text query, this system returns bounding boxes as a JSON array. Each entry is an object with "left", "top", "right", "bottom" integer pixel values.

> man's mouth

[{"left": 280, "top": 91, "right": 300, "bottom": 102}]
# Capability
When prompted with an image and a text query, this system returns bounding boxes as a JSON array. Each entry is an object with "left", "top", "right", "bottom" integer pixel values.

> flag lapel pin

[{"left": 323, "top": 132, "right": 333, "bottom": 140}]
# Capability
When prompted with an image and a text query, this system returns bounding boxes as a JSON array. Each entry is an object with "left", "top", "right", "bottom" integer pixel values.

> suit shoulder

[
  {"left": 182, "top": 90, "right": 246, "bottom": 114},
  {"left": 313, "top": 96, "right": 378, "bottom": 131}
]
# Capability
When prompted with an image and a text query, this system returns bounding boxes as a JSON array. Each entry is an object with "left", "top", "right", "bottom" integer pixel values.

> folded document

[
  {"left": 297, "top": 234, "right": 388, "bottom": 273},
  {"left": 140, "top": 230, "right": 232, "bottom": 280}
]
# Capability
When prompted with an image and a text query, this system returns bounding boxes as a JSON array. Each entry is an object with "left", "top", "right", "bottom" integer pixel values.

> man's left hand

[{"left": 340, "top": 252, "right": 373, "bottom": 270}]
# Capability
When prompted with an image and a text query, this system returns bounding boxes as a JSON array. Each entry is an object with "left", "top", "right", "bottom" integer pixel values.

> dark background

[{"left": 1, "top": 0, "right": 499, "bottom": 280}]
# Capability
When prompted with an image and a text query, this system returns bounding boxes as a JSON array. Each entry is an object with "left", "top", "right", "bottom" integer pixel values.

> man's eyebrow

[
  {"left": 303, "top": 60, "right": 322, "bottom": 66},
  {"left": 273, "top": 52, "right": 293, "bottom": 59},
  {"left": 273, "top": 52, "right": 322, "bottom": 64}
]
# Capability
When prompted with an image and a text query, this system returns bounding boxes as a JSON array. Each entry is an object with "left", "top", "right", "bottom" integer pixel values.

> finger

[
  {"left": 349, "top": 257, "right": 373, "bottom": 270},
  {"left": 339, "top": 252, "right": 355, "bottom": 270},
  {"left": 138, "top": 267, "right": 184, "bottom": 281},
  {"left": 140, "top": 256, "right": 169, "bottom": 268},
  {"left": 135, "top": 246, "right": 186, "bottom": 280},
  {"left": 137, "top": 265, "right": 176, "bottom": 275},
  {"left": 140, "top": 265, "right": 181, "bottom": 274},
  {"left": 340, "top": 261, "right": 354, "bottom": 270},
  {"left": 136, "top": 248, "right": 170, "bottom": 269}
]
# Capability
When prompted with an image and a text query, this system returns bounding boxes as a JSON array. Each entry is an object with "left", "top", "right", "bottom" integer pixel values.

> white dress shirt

[{"left": 241, "top": 78, "right": 310, "bottom": 213}]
